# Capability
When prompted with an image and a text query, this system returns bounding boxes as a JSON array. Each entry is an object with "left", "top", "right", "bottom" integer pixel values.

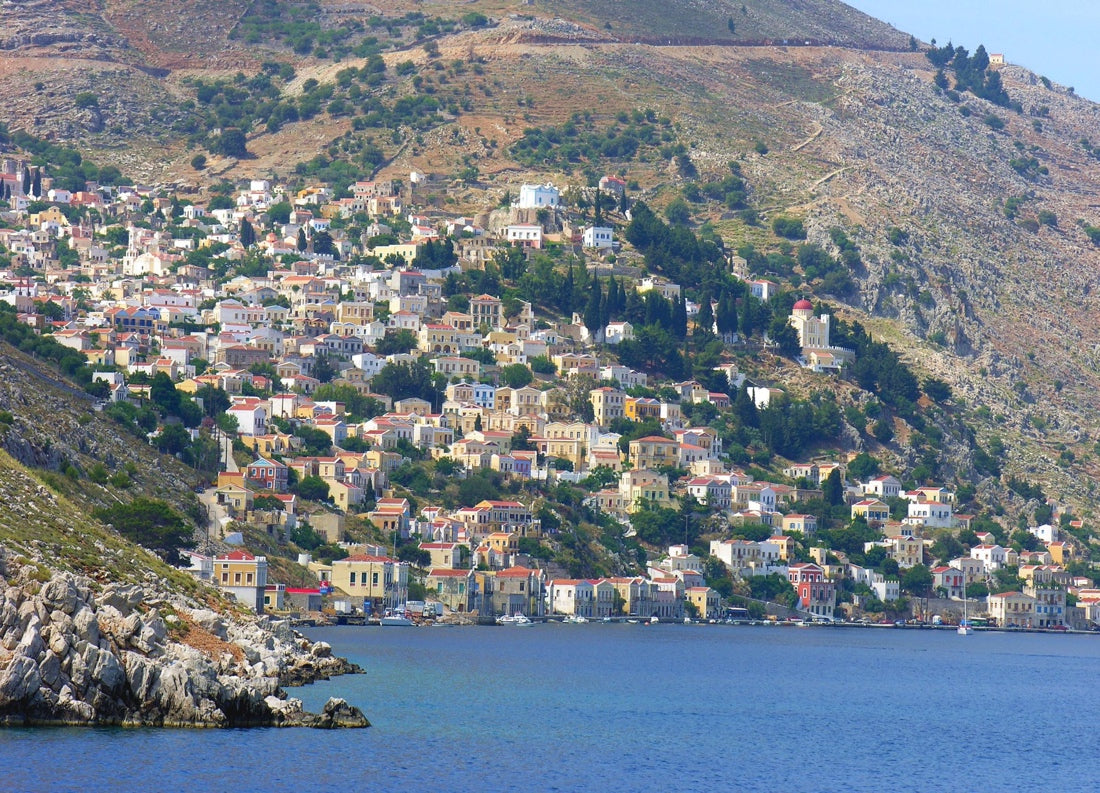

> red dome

[{"left": 792, "top": 299, "right": 813, "bottom": 310}]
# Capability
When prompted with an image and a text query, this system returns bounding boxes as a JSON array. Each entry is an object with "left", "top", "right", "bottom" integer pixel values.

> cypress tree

[
  {"left": 740, "top": 294, "right": 755, "bottom": 337},
  {"left": 297, "top": 226, "right": 308, "bottom": 252},
  {"left": 31, "top": 169, "right": 41, "bottom": 199},
  {"left": 696, "top": 291, "right": 714, "bottom": 337},
  {"left": 559, "top": 263, "right": 574, "bottom": 316},
  {"left": 21, "top": 166, "right": 30, "bottom": 196},
  {"left": 240, "top": 218, "right": 256, "bottom": 248},
  {"left": 594, "top": 187, "right": 603, "bottom": 224},
  {"left": 606, "top": 274, "right": 619, "bottom": 318},
  {"left": 717, "top": 292, "right": 738, "bottom": 336},
  {"left": 672, "top": 295, "right": 688, "bottom": 339},
  {"left": 584, "top": 277, "right": 603, "bottom": 338}
]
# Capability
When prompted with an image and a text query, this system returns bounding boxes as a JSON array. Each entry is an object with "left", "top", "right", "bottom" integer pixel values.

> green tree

[
  {"left": 374, "top": 329, "right": 417, "bottom": 355},
  {"left": 695, "top": 292, "right": 714, "bottom": 338},
  {"left": 239, "top": 218, "right": 256, "bottom": 248},
  {"left": 92, "top": 498, "right": 194, "bottom": 566},
  {"left": 371, "top": 360, "right": 439, "bottom": 404},
  {"left": 924, "top": 377, "right": 952, "bottom": 402},
  {"left": 584, "top": 277, "right": 603, "bottom": 338},
  {"left": 823, "top": 468, "right": 844, "bottom": 506},
  {"left": 154, "top": 423, "right": 191, "bottom": 455},
  {"left": 297, "top": 475, "right": 331, "bottom": 502},
  {"left": 213, "top": 128, "right": 249, "bottom": 158},
  {"left": 901, "top": 564, "right": 933, "bottom": 597},
  {"left": 150, "top": 371, "right": 182, "bottom": 416},
  {"left": 501, "top": 363, "right": 534, "bottom": 388},
  {"left": 768, "top": 314, "right": 801, "bottom": 357}
]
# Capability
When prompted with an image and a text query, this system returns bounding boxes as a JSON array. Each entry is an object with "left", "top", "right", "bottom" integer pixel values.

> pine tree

[
  {"left": 584, "top": 277, "right": 603, "bottom": 338},
  {"left": 240, "top": 218, "right": 256, "bottom": 248},
  {"left": 297, "top": 226, "right": 308, "bottom": 252}
]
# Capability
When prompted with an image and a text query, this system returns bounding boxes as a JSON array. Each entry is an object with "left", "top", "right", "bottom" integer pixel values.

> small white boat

[
  {"left": 649, "top": 616, "right": 660, "bottom": 624},
  {"left": 958, "top": 596, "right": 974, "bottom": 635},
  {"left": 497, "top": 614, "right": 534, "bottom": 626},
  {"left": 563, "top": 615, "right": 588, "bottom": 624},
  {"left": 381, "top": 611, "right": 414, "bottom": 626}
]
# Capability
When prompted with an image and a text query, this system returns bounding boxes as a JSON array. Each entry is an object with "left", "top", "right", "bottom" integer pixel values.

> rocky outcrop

[{"left": 0, "top": 562, "right": 367, "bottom": 729}]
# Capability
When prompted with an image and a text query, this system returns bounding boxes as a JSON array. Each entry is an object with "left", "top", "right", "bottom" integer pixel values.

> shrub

[{"left": 772, "top": 216, "right": 806, "bottom": 240}]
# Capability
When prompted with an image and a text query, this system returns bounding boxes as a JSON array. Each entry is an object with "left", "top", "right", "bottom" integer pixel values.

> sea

[{"left": 3, "top": 623, "right": 1099, "bottom": 792}]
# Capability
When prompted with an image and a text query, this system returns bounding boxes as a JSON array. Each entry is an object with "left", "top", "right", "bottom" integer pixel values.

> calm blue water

[{"left": 3, "top": 624, "right": 1100, "bottom": 792}]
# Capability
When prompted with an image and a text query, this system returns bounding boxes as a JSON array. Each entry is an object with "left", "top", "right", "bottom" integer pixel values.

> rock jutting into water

[{"left": 0, "top": 562, "right": 367, "bottom": 728}]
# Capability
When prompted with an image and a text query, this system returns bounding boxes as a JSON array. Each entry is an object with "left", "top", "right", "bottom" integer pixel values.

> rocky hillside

[
  {"left": 0, "top": 343, "right": 203, "bottom": 536},
  {"left": 0, "top": 437, "right": 365, "bottom": 727},
  {"left": 0, "top": 346, "right": 368, "bottom": 726}
]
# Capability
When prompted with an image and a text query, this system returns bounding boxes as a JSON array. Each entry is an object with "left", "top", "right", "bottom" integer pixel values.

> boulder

[
  {"left": 312, "top": 697, "right": 370, "bottom": 729},
  {"left": 39, "top": 577, "right": 80, "bottom": 614},
  {"left": 0, "top": 655, "right": 41, "bottom": 706}
]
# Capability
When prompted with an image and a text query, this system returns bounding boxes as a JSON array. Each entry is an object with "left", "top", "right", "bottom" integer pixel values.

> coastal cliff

[{"left": 0, "top": 552, "right": 367, "bottom": 728}]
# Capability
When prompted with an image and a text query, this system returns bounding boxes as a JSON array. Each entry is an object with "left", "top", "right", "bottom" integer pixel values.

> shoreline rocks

[{"left": 0, "top": 562, "right": 368, "bottom": 729}]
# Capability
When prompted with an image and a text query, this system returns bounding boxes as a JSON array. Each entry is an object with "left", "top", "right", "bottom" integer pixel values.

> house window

[
  {"left": 234, "top": 572, "right": 241, "bottom": 584},
  {"left": 221, "top": 572, "right": 229, "bottom": 584},
  {"left": 246, "top": 573, "right": 253, "bottom": 585}
]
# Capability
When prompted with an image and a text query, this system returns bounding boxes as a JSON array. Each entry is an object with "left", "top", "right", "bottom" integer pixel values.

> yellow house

[
  {"left": 215, "top": 483, "right": 253, "bottom": 517},
  {"left": 851, "top": 499, "right": 891, "bottom": 526},
  {"left": 619, "top": 469, "right": 670, "bottom": 512},
  {"left": 486, "top": 531, "right": 519, "bottom": 555},
  {"left": 29, "top": 206, "right": 70, "bottom": 228},
  {"left": 988, "top": 591, "right": 1036, "bottom": 628},
  {"left": 372, "top": 243, "right": 420, "bottom": 266},
  {"left": 629, "top": 436, "right": 679, "bottom": 470},
  {"left": 624, "top": 396, "right": 662, "bottom": 422},
  {"left": 329, "top": 554, "right": 407, "bottom": 613},
  {"left": 214, "top": 550, "right": 268, "bottom": 613},
  {"left": 544, "top": 436, "right": 583, "bottom": 469},
  {"left": 686, "top": 586, "right": 721, "bottom": 619},
  {"left": 589, "top": 387, "right": 626, "bottom": 426}
]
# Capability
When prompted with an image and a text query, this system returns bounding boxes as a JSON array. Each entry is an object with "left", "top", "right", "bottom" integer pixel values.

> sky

[{"left": 846, "top": 1, "right": 1100, "bottom": 102}]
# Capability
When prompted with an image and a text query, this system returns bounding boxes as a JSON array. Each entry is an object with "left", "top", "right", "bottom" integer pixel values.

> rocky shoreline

[{"left": 0, "top": 556, "right": 368, "bottom": 729}]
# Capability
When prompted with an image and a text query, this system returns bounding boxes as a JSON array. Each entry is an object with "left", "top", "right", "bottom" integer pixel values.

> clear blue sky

[{"left": 846, "top": 1, "right": 1100, "bottom": 102}]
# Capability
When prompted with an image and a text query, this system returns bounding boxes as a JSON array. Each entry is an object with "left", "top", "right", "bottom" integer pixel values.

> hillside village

[{"left": 1, "top": 154, "right": 1098, "bottom": 632}]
